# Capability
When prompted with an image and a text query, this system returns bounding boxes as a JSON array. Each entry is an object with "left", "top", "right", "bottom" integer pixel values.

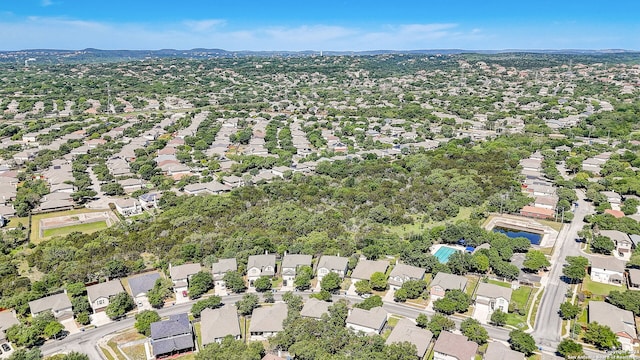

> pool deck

[
  {"left": 430, "top": 244, "right": 466, "bottom": 263},
  {"left": 484, "top": 214, "right": 559, "bottom": 248}
]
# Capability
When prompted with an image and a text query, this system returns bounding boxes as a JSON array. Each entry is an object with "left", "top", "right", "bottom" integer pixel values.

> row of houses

[{"left": 519, "top": 152, "right": 558, "bottom": 220}]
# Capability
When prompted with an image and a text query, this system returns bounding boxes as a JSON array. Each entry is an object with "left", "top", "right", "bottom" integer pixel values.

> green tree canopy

[{"left": 134, "top": 310, "right": 161, "bottom": 336}]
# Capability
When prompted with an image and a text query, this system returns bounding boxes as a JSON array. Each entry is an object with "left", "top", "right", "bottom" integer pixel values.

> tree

[
  {"left": 490, "top": 309, "right": 508, "bottom": 326},
  {"left": 7, "top": 348, "right": 42, "bottom": 360},
  {"left": 191, "top": 296, "right": 222, "bottom": 318},
  {"left": 282, "top": 292, "right": 304, "bottom": 313},
  {"left": 188, "top": 271, "right": 214, "bottom": 299},
  {"left": 354, "top": 295, "right": 383, "bottom": 310},
  {"left": 559, "top": 302, "right": 580, "bottom": 320},
  {"left": 237, "top": 293, "right": 259, "bottom": 316},
  {"left": 320, "top": 272, "right": 342, "bottom": 293},
  {"left": 607, "top": 290, "right": 640, "bottom": 316},
  {"left": 563, "top": 256, "right": 588, "bottom": 283},
  {"left": 460, "top": 318, "right": 488, "bottom": 344},
  {"left": 253, "top": 276, "right": 272, "bottom": 292},
  {"left": 557, "top": 339, "right": 584, "bottom": 359},
  {"left": 294, "top": 265, "right": 313, "bottom": 290},
  {"left": 147, "top": 278, "right": 173, "bottom": 308},
  {"left": 522, "top": 250, "right": 550, "bottom": 272},
  {"left": 43, "top": 321, "right": 64, "bottom": 339},
  {"left": 384, "top": 342, "right": 418, "bottom": 360},
  {"left": 433, "top": 289, "right": 470, "bottom": 315},
  {"left": 416, "top": 313, "right": 429, "bottom": 328},
  {"left": 310, "top": 289, "right": 332, "bottom": 302},
  {"left": 223, "top": 271, "right": 247, "bottom": 293},
  {"left": 508, "top": 329, "right": 537, "bottom": 356},
  {"left": 399, "top": 280, "right": 426, "bottom": 299},
  {"left": 583, "top": 323, "right": 620, "bottom": 350},
  {"left": 354, "top": 280, "right": 372, "bottom": 295},
  {"left": 370, "top": 271, "right": 388, "bottom": 291},
  {"left": 428, "top": 314, "right": 455, "bottom": 338},
  {"left": 105, "top": 292, "right": 134, "bottom": 320},
  {"left": 263, "top": 291, "right": 275, "bottom": 303},
  {"left": 101, "top": 182, "right": 124, "bottom": 196},
  {"left": 591, "top": 236, "right": 615, "bottom": 255},
  {"left": 5, "top": 324, "right": 39, "bottom": 348},
  {"left": 394, "top": 288, "right": 408, "bottom": 302},
  {"left": 134, "top": 310, "right": 161, "bottom": 336},
  {"left": 196, "top": 335, "right": 264, "bottom": 360}
]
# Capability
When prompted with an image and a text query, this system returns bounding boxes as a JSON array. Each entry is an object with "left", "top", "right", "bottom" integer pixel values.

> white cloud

[{"left": 0, "top": 16, "right": 632, "bottom": 51}]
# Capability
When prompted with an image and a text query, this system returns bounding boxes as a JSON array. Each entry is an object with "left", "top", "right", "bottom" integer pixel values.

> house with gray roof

[
  {"left": 29, "top": 292, "right": 73, "bottom": 319},
  {"left": 127, "top": 272, "right": 161, "bottom": 308},
  {"left": 212, "top": 258, "right": 238, "bottom": 288},
  {"left": 629, "top": 268, "right": 640, "bottom": 289},
  {"left": 247, "top": 254, "right": 276, "bottom": 285},
  {"left": 281, "top": 254, "right": 312, "bottom": 287},
  {"left": 86, "top": 279, "right": 125, "bottom": 313},
  {"left": 300, "top": 298, "right": 330, "bottom": 320},
  {"left": 170, "top": 263, "right": 202, "bottom": 297},
  {"left": 346, "top": 307, "right": 387, "bottom": 334},
  {"left": 589, "top": 301, "right": 637, "bottom": 351},
  {"left": 433, "top": 331, "right": 478, "bottom": 360},
  {"left": 599, "top": 230, "right": 633, "bottom": 260},
  {"left": 0, "top": 310, "right": 19, "bottom": 348},
  {"left": 249, "top": 303, "right": 288, "bottom": 340},
  {"left": 385, "top": 318, "right": 433, "bottom": 359},
  {"left": 388, "top": 263, "right": 426, "bottom": 289},
  {"left": 484, "top": 341, "right": 524, "bottom": 360},
  {"left": 350, "top": 259, "right": 389, "bottom": 282},
  {"left": 474, "top": 283, "right": 513, "bottom": 323},
  {"left": 430, "top": 272, "right": 468, "bottom": 301},
  {"left": 316, "top": 255, "right": 349, "bottom": 281},
  {"left": 590, "top": 256, "right": 625, "bottom": 286},
  {"left": 150, "top": 313, "right": 194, "bottom": 358},
  {"left": 200, "top": 306, "right": 241, "bottom": 346}
]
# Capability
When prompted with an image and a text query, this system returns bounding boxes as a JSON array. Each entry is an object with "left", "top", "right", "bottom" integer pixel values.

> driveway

[
  {"left": 61, "top": 318, "right": 80, "bottom": 335},
  {"left": 90, "top": 312, "right": 112, "bottom": 327},
  {"left": 472, "top": 304, "right": 490, "bottom": 324}
]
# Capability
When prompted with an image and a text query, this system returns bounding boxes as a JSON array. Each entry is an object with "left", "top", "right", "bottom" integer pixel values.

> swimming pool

[
  {"left": 433, "top": 246, "right": 459, "bottom": 263},
  {"left": 493, "top": 227, "right": 542, "bottom": 245}
]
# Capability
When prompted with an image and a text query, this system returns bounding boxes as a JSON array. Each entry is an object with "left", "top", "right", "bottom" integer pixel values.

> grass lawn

[
  {"left": 42, "top": 220, "right": 108, "bottom": 238},
  {"left": 530, "top": 289, "right": 544, "bottom": 328},
  {"left": 240, "top": 316, "right": 250, "bottom": 340},
  {"left": 30, "top": 208, "right": 113, "bottom": 243},
  {"left": 387, "top": 207, "right": 473, "bottom": 236},
  {"left": 487, "top": 279, "right": 511, "bottom": 288},
  {"left": 505, "top": 312, "right": 528, "bottom": 329},
  {"left": 121, "top": 344, "right": 147, "bottom": 360},
  {"left": 538, "top": 247, "right": 554, "bottom": 256},
  {"left": 511, "top": 286, "right": 533, "bottom": 311},
  {"left": 6, "top": 216, "right": 28, "bottom": 228},
  {"left": 582, "top": 276, "right": 625, "bottom": 297},
  {"left": 465, "top": 275, "right": 480, "bottom": 296},
  {"left": 194, "top": 322, "right": 202, "bottom": 350}
]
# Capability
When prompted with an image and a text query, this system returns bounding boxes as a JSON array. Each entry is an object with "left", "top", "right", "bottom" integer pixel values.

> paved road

[{"left": 531, "top": 189, "right": 596, "bottom": 356}]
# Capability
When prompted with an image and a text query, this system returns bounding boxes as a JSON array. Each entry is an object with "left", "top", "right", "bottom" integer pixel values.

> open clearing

[{"left": 31, "top": 208, "right": 119, "bottom": 243}]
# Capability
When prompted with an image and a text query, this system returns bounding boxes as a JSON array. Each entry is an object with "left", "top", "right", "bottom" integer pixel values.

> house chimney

[{"left": 265, "top": 250, "right": 268, "bottom": 255}]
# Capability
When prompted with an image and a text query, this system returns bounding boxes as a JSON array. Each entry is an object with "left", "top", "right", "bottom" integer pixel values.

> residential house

[
  {"left": 589, "top": 301, "right": 637, "bottom": 351},
  {"left": 28, "top": 292, "right": 73, "bottom": 320},
  {"left": 127, "top": 272, "right": 161, "bottom": 308},
  {"left": 86, "top": 279, "right": 125, "bottom": 313},
  {"left": 519, "top": 158, "right": 542, "bottom": 172},
  {"left": 200, "top": 306, "right": 241, "bottom": 346},
  {"left": 118, "top": 178, "right": 145, "bottom": 193},
  {"left": 520, "top": 205, "right": 555, "bottom": 220},
  {"left": 484, "top": 341, "right": 525, "bottom": 360},
  {"left": 271, "top": 166, "right": 291, "bottom": 178},
  {"left": 0, "top": 310, "right": 19, "bottom": 352},
  {"left": 346, "top": 307, "right": 388, "bottom": 335},
  {"left": 114, "top": 198, "right": 142, "bottom": 217},
  {"left": 212, "top": 258, "right": 238, "bottom": 288},
  {"left": 300, "top": 298, "right": 331, "bottom": 320},
  {"left": 150, "top": 313, "right": 195, "bottom": 358},
  {"left": 316, "top": 255, "right": 349, "bottom": 282},
  {"left": 599, "top": 230, "right": 633, "bottom": 260},
  {"left": 247, "top": 254, "right": 276, "bottom": 286},
  {"left": 139, "top": 192, "right": 160, "bottom": 209},
  {"left": 601, "top": 191, "right": 622, "bottom": 205},
  {"left": 249, "top": 303, "right": 288, "bottom": 341},
  {"left": 474, "top": 283, "right": 512, "bottom": 323},
  {"left": 629, "top": 268, "right": 640, "bottom": 289},
  {"left": 350, "top": 259, "right": 389, "bottom": 283},
  {"left": 281, "top": 254, "right": 312, "bottom": 287},
  {"left": 433, "top": 331, "right": 478, "bottom": 360},
  {"left": 183, "top": 181, "right": 230, "bottom": 196},
  {"left": 169, "top": 263, "right": 202, "bottom": 296},
  {"left": 222, "top": 175, "right": 244, "bottom": 188},
  {"left": 590, "top": 256, "right": 625, "bottom": 286},
  {"left": 533, "top": 196, "right": 558, "bottom": 210},
  {"left": 430, "top": 273, "right": 468, "bottom": 301},
  {"left": 385, "top": 318, "right": 433, "bottom": 359},
  {"left": 388, "top": 263, "right": 426, "bottom": 290}
]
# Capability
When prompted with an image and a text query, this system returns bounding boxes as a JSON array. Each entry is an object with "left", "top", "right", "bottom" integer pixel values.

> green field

[
  {"left": 31, "top": 208, "right": 114, "bottom": 243},
  {"left": 582, "top": 276, "right": 625, "bottom": 297},
  {"left": 42, "top": 220, "right": 108, "bottom": 238}
]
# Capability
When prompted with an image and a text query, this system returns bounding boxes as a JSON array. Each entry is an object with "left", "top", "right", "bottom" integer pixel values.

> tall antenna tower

[{"left": 106, "top": 82, "right": 112, "bottom": 114}]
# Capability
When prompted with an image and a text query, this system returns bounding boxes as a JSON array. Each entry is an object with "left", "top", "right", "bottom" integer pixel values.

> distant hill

[{"left": 0, "top": 48, "right": 637, "bottom": 65}]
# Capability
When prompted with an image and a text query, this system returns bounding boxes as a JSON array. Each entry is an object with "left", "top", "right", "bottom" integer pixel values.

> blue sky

[{"left": 1, "top": 0, "right": 638, "bottom": 51}]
